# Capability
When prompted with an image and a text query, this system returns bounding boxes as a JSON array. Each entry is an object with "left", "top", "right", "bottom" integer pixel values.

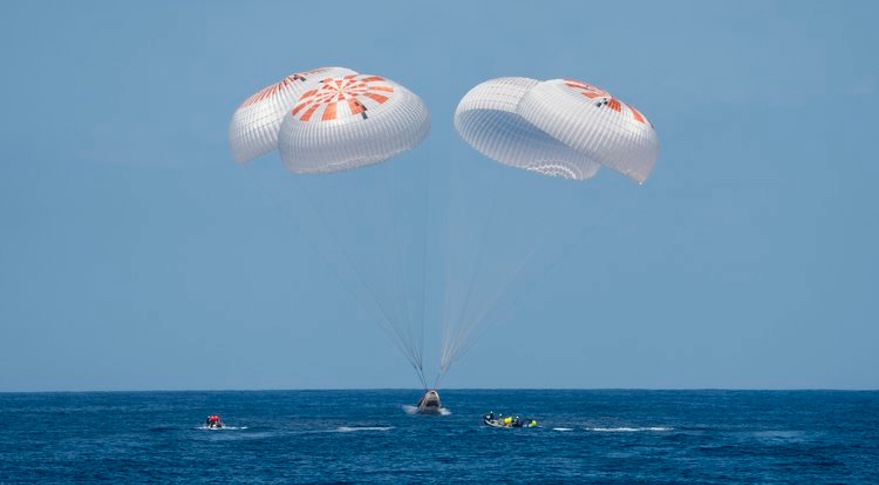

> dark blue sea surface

[{"left": 1, "top": 390, "right": 877, "bottom": 483}]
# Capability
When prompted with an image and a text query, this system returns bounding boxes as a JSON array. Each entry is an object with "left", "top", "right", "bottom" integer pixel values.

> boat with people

[
  {"left": 482, "top": 411, "right": 538, "bottom": 428},
  {"left": 204, "top": 415, "right": 225, "bottom": 429}
]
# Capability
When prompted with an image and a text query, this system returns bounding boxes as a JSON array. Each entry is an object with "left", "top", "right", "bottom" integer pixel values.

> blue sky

[{"left": 1, "top": 0, "right": 877, "bottom": 392}]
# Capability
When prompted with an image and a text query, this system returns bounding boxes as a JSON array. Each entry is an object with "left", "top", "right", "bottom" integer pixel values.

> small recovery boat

[
  {"left": 483, "top": 412, "right": 538, "bottom": 428},
  {"left": 204, "top": 415, "right": 225, "bottom": 429}
]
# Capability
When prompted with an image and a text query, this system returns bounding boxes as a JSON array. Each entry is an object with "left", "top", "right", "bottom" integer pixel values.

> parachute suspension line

[
  {"left": 287, "top": 174, "right": 424, "bottom": 375},
  {"left": 243, "top": 166, "right": 426, "bottom": 385},
  {"left": 374, "top": 140, "right": 437, "bottom": 387},
  {"left": 419, "top": 137, "right": 434, "bottom": 388},
  {"left": 438, "top": 156, "right": 505, "bottom": 375},
  {"left": 441, "top": 188, "right": 497, "bottom": 372},
  {"left": 444, "top": 246, "right": 538, "bottom": 368},
  {"left": 385, "top": 160, "right": 423, "bottom": 375},
  {"left": 437, "top": 154, "right": 476, "bottom": 377},
  {"left": 447, "top": 222, "right": 596, "bottom": 369},
  {"left": 433, "top": 369, "right": 446, "bottom": 390},
  {"left": 412, "top": 360, "right": 427, "bottom": 389},
  {"left": 437, "top": 160, "right": 459, "bottom": 382},
  {"left": 443, "top": 203, "right": 539, "bottom": 368},
  {"left": 438, "top": 156, "right": 472, "bottom": 378}
]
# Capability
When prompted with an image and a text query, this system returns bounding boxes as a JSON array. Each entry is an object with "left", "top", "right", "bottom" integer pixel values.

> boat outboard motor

[{"left": 416, "top": 389, "right": 442, "bottom": 414}]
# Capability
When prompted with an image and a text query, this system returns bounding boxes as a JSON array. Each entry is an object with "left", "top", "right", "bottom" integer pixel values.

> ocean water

[{"left": 1, "top": 389, "right": 877, "bottom": 484}]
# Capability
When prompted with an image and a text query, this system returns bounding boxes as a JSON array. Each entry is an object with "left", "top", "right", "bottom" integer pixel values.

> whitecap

[
  {"left": 335, "top": 426, "right": 394, "bottom": 432},
  {"left": 591, "top": 426, "right": 672, "bottom": 433}
]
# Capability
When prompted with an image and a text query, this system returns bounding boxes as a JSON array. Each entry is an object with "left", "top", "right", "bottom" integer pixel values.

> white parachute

[
  {"left": 229, "top": 65, "right": 432, "bottom": 385},
  {"left": 228, "top": 66, "right": 358, "bottom": 163},
  {"left": 230, "top": 66, "right": 430, "bottom": 170},
  {"left": 454, "top": 77, "right": 659, "bottom": 183},
  {"left": 279, "top": 73, "right": 430, "bottom": 174},
  {"left": 454, "top": 77, "right": 601, "bottom": 180}
]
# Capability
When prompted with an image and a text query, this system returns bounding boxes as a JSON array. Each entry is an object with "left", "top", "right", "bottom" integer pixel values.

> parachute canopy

[
  {"left": 229, "top": 66, "right": 430, "bottom": 172},
  {"left": 454, "top": 77, "right": 658, "bottom": 183},
  {"left": 280, "top": 73, "right": 430, "bottom": 174},
  {"left": 229, "top": 66, "right": 357, "bottom": 163}
]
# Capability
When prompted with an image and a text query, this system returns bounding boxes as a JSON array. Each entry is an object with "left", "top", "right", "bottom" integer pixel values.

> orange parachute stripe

[
  {"left": 300, "top": 103, "right": 320, "bottom": 122},
  {"left": 347, "top": 98, "right": 364, "bottom": 114},
  {"left": 564, "top": 79, "right": 610, "bottom": 99},
  {"left": 290, "top": 101, "right": 310, "bottom": 117},
  {"left": 362, "top": 92, "right": 389, "bottom": 103},
  {"left": 299, "top": 88, "right": 319, "bottom": 100},
  {"left": 565, "top": 79, "right": 604, "bottom": 90},
  {"left": 239, "top": 83, "right": 276, "bottom": 108},
  {"left": 238, "top": 72, "right": 317, "bottom": 108},
  {"left": 322, "top": 102, "right": 338, "bottom": 121}
]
